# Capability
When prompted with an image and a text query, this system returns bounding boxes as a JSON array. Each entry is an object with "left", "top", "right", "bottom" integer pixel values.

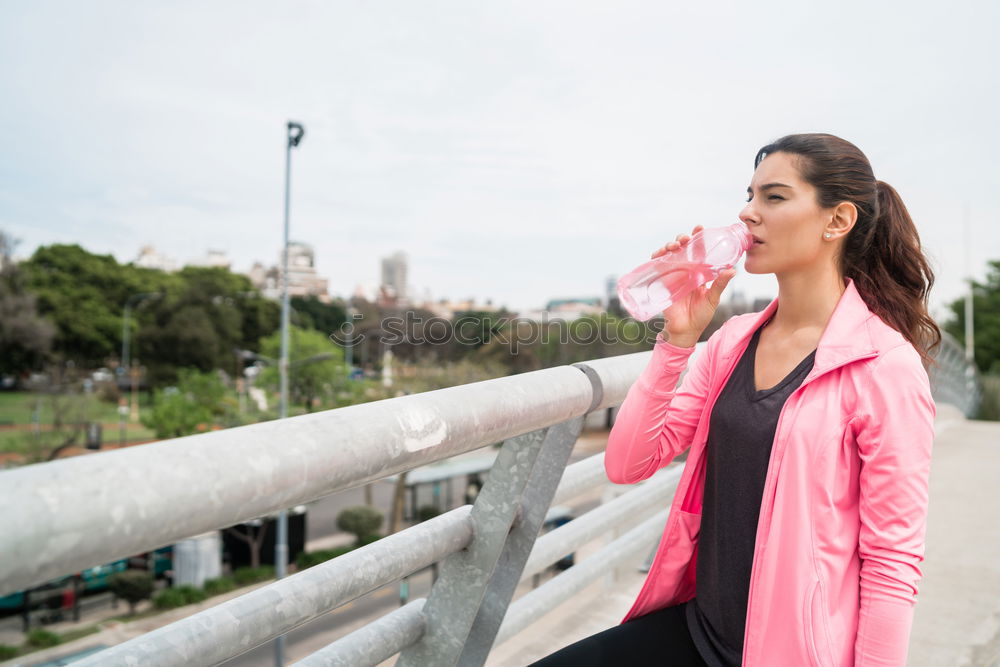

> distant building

[
  {"left": 134, "top": 245, "right": 178, "bottom": 272},
  {"left": 519, "top": 297, "right": 604, "bottom": 322},
  {"left": 727, "top": 289, "right": 750, "bottom": 313},
  {"left": 188, "top": 249, "right": 231, "bottom": 270},
  {"left": 605, "top": 274, "right": 622, "bottom": 316},
  {"left": 248, "top": 242, "right": 330, "bottom": 302},
  {"left": 423, "top": 298, "right": 502, "bottom": 320},
  {"left": 378, "top": 251, "right": 408, "bottom": 308}
]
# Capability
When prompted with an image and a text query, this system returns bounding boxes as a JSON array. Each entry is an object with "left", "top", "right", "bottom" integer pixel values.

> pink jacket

[{"left": 605, "top": 278, "right": 935, "bottom": 667}]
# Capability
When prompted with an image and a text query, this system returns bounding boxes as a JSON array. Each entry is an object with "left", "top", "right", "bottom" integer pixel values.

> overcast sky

[{"left": 1, "top": 1, "right": 997, "bottom": 319}]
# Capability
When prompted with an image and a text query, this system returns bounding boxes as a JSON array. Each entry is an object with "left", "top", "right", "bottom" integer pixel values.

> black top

[{"left": 684, "top": 320, "right": 816, "bottom": 667}]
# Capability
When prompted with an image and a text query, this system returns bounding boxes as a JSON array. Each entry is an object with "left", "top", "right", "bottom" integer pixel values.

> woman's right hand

[{"left": 651, "top": 225, "right": 736, "bottom": 348}]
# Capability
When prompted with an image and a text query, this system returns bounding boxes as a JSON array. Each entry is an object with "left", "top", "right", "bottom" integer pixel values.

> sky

[{"left": 1, "top": 1, "right": 997, "bottom": 320}]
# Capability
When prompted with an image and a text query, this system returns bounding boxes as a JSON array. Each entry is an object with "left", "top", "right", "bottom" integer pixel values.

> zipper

[{"left": 740, "top": 350, "right": 877, "bottom": 665}]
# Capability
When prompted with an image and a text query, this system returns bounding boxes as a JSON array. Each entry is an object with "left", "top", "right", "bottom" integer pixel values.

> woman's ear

[{"left": 825, "top": 201, "right": 857, "bottom": 238}]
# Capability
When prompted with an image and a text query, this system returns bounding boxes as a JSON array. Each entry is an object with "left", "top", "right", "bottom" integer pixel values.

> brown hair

[{"left": 754, "top": 133, "right": 941, "bottom": 367}]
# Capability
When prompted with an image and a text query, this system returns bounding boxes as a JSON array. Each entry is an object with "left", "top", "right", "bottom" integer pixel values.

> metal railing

[
  {"left": 0, "top": 338, "right": 978, "bottom": 666},
  {"left": 929, "top": 331, "right": 982, "bottom": 418}
]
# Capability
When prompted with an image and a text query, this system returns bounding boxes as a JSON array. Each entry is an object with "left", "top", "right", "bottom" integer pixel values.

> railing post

[
  {"left": 397, "top": 417, "right": 584, "bottom": 667},
  {"left": 458, "top": 417, "right": 584, "bottom": 666}
]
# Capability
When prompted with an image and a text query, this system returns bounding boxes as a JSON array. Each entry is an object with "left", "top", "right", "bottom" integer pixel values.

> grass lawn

[
  {"left": 0, "top": 391, "right": 153, "bottom": 425},
  {"left": 0, "top": 391, "right": 157, "bottom": 456}
]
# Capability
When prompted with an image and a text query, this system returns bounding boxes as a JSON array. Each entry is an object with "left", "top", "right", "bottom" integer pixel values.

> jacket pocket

[
  {"left": 674, "top": 510, "right": 701, "bottom": 602},
  {"left": 678, "top": 448, "right": 708, "bottom": 513},
  {"left": 804, "top": 578, "right": 835, "bottom": 667}
]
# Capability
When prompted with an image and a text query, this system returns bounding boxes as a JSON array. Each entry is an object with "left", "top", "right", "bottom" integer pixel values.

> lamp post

[
  {"left": 120, "top": 292, "right": 161, "bottom": 378},
  {"left": 345, "top": 306, "right": 356, "bottom": 377},
  {"left": 964, "top": 204, "right": 975, "bottom": 365},
  {"left": 276, "top": 119, "right": 304, "bottom": 666},
  {"left": 119, "top": 292, "right": 160, "bottom": 433}
]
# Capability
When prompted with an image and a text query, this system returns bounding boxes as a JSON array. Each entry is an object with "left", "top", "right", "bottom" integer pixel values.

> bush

[
  {"left": 108, "top": 570, "right": 155, "bottom": 615},
  {"left": 152, "top": 585, "right": 207, "bottom": 609},
  {"left": 27, "top": 629, "right": 60, "bottom": 648},
  {"left": 0, "top": 645, "right": 18, "bottom": 659},
  {"left": 203, "top": 576, "right": 236, "bottom": 596},
  {"left": 336, "top": 506, "right": 383, "bottom": 546},
  {"left": 175, "top": 585, "right": 207, "bottom": 605},
  {"left": 152, "top": 588, "right": 187, "bottom": 610},
  {"left": 416, "top": 504, "right": 441, "bottom": 522},
  {"left": 295, "top": 547, "right": 353, "bottom": 571},
  {"left": 232, "top": 566, "right": 275, "bottom": 586},
  {"left": 357, "top": 533, "right": 382, "bottom": 547}
]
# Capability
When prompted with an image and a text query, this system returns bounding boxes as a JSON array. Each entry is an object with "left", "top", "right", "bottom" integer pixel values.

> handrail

[
  {"left": 73, "top": 508, "right": 474, "bottom": 667},
  {"left": 0, "top": 339, "right": 975, "bottom": 667},
  {"left": 550, "top": 451, "right": 607, "bottom": 506},
  {"left": 930, "top": 331, "right": 982, "bottom": 418},
  {"left": 521, "top": 466, "right": 680, "bottom": 579},
  {"left": 0, "top": 362, "right": 600, "bottom": 595},
  {"left": 292, "top": 599, "right": 428, "bottom": 667},
  {"left": 495, "top": 509, "right": 670, "bottom": 646}
]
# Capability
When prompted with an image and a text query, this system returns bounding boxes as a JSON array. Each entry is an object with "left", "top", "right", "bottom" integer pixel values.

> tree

[
  {"left": 0, "top": 231, "right": 54, "bottom": 376},
  {"left": 142, "top": 369, "right": 231, "bottom": 438},
  {"left": 225, "top": 520, "right": 269, "bottom": 569},
  {"left": 21, "top": 364, "right": 91, "bottom": 463},
  {"left": 21, "top": 244, "right": 171, "bottom": 366},
  {"left": 258, "top": 326, "right": 346, "bottom": 411},
  {"left": 945, "top": 259, "right": 1000, "bottom": 373},
  {"left": 336, "top": 506, "right": 384, "bottom": 546},
  {"left": 452, "top": 310, "right": 507, "bottom": 353},
  {"left": 107, "top": 570, "right": 155, "bottom": 616},
  {"left": 140, "top": 267, "right": 260, "bottom": 384},
  {"left": 17, "top": 243, "right": 283, "bottom": 380},
  {"left": 290, "top": 295, "right": 347, "bottom": 337}
]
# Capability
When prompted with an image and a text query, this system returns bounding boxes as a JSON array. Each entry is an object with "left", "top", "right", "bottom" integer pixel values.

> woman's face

[{"left": 740, "top": 151, "right": 834, "bottom": 276}]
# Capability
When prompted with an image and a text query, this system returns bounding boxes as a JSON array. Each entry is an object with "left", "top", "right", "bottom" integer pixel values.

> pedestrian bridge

[{"left": 0, "top": 333, "right": 995, "bottom": 666}]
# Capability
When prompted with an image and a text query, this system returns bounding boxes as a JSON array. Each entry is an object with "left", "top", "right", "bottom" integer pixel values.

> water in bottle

[{"left": 617, "top": 223, "right": 753, "bottom": 321}]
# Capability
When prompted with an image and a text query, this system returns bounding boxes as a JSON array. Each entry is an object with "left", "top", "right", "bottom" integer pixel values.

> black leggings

[{"left": 528, "top": 601, "right": 709, "bottom": 666}]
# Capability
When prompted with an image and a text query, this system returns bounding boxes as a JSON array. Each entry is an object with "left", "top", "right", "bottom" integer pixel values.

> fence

[
  {"left": 0, "top": 335, "right": 981, "bottom": 666},
  {"left": 929, "top": 331, "right": 982, "bottom": 418}
]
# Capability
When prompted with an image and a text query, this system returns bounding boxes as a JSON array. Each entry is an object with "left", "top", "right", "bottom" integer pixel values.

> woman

[{"left": 531, "top": 133, "right": 939, "bottom": 666}]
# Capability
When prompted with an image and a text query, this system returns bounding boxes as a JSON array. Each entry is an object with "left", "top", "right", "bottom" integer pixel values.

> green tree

[
  {"left": 452, "top": 310, "right": 507, "bottom": 354},
  {"left": 0, "top": 232, "right": 54, "bottom": 375},
  {"left": 944, "top": 260, "right": 1000, "bottom": 373},
  {"left": 291, "top": 295, "right": 347, "bottom": 336},
  {"left": 336, "top": 505, "right": 383, "bottom": 546},
  {"left": 108, "top": 570, "right": 155, "bottom": 615},
  {"left": 21, "top": 243, "right": 175, "bottom": 366},
  {"left": 258, "top": 326, "right": 346, "bottom": 411},
  {"left": 142, "top": 368, "right": 231, "bottom": 438},
  {"left": 139, "top": 267, "right": 277, "bottom": 384}
]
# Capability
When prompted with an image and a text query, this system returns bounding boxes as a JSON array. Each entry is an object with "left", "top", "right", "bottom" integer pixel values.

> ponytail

[
  {"left": 754, "top": 134, "right": 941, "bottom": 368},
  {"left": 843, "top": 180, "right": 941, "bottom": 368}
]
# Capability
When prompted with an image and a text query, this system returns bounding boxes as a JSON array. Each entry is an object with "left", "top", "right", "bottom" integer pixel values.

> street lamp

[
  {"left": 119, "top": 292, "right": 161, "bottom": 438},
  {"left": 120, "top": 292, "right": 161, "bottom": 377},
  {"left": 275, "top": 119, "right": 304, "bottom": 667}
]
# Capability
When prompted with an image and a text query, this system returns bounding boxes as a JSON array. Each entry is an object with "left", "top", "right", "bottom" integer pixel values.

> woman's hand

[{"left": 651, "top": 225, "right": 737, "bottom": 348}]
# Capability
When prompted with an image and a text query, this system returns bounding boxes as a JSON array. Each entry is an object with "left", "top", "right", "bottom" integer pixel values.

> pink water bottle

[{"left": 617, "top": 223, "right": 752, "bottom": 321}]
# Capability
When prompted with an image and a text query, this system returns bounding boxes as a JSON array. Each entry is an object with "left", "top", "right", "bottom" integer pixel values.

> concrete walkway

[
  {"left": 910, "top": 417, "right": 1000, "bottom": 666},
  {"left": 487, "top": 410, "right": 1000, "bottom": 667}
]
